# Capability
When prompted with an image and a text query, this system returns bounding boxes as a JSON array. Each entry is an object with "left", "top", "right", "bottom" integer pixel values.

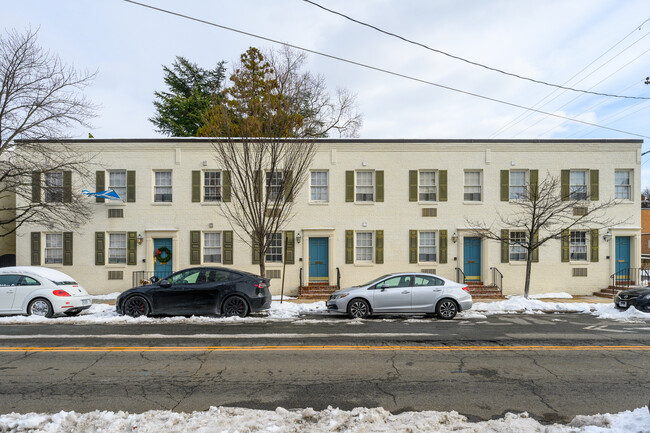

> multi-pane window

[
  {"left": 44, "top": 233, "right": 63, "bottom": 264},
  {"left": 266, "top": 172, "right": 284, "bottom": 201},
  {"left": 204, "top": 171, "right": 221, "bottom": 202},
  {"left": 109, "top": 171, "right": 127, "bottom": 200},
  {"left": 265, "top": 233, "right": 283, "bottom": 263},
  {"left": 419, "top": 231, "right": 437, "bottom": 262},
  {"left": 356, "top": 232, "right": 373, "bottom": 262},
  {"left": 310, "top": 171, "right": 328, "bottom": 202},
  {"left": 419, "top": 171, "right": 437, "bottom": 201},
  {"left": 569, "top": 170, "right": 588, "bottom": 200},
  {"left": 44, "top": 171, "right": 63, "bottom": 203},
  {"left": 464, "top": 170, "right": 482, "bottom": 201},
  {"left": 570, "top": 231, "right": 587, "bottom": 261},
  {"left": 509, "top": 231, "right": 527, "bottom": 261},
  {"left": 108, "top": 233, "right": 127, "bottom": 264},
  {"left": 510, "top": 170, "right": 527, "bottom": 200},
  {"left": 203, "top": 232, "right": 222, "bottom": 263},
  {"left": 154, "top": 171, "right": 172, "bottom": 202},
  {"left": 356, "top": 172, "right": 374, "bottom": 202},
  {"left": 615, "top": 170, "right": 631, "bottom": 200}
]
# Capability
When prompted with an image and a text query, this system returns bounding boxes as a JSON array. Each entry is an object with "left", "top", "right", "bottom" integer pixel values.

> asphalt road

[{"left": 0, "top": 313, "right": 648, "bottom": 423}]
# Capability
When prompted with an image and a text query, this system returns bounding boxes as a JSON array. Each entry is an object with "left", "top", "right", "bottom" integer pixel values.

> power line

[
  {"left": 121, "top": 0, "right": 650, "bottom": 139},
  {"left": 302, "top": 0, "right": 650, "bottom": 101}
]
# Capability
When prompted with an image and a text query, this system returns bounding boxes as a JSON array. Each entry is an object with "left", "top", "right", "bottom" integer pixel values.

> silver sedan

[{"left": 326, "top": 272, "right": 473, "bottom": 319}]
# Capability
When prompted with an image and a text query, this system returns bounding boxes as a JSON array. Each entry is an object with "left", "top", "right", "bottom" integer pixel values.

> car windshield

[{"left": 359, "top": 274, "right": 392, "bottom": 287}]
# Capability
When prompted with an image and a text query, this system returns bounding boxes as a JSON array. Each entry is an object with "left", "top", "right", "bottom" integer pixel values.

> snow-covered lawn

[{"left": 0, "top": 405, "right": 647, "bottom": 433}]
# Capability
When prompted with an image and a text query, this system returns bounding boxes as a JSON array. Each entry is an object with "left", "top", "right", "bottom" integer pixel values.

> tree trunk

[
  {"left": 524, "top": 252, "right": 533, "bottom": 299},
  {"left": 258, "top": 249, "right": 266, "bottom": 278}
]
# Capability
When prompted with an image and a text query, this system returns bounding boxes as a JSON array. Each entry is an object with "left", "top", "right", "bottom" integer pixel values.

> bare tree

[
  {"left": 466, "top": 173, "right": 623, "bottom": 298},
  {"left": 0, "top": 28, "right": 96, "bottom": 237}
]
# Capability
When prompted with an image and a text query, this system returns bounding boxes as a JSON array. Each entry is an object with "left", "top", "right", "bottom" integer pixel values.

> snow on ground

[
  {"left": 527, "top": 292, "right": 573, "bottom": 299},
  {"left": 89, "top": 292, "right": 120, "bottom": 300},
  {"left": 0, "top": 405, "right": 647, "bottom": 433}
]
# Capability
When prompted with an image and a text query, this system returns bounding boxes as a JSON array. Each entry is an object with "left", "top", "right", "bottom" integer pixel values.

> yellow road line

[{"left": 0, "top": 345, "right": 648, "bottom": 353}]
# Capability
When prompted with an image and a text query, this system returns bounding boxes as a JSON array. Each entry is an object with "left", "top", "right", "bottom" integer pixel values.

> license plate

[
  {"left": 618, "top": 301, "right": 627, "bottom": 307},
  {"left": 82, "top": 299, "right": 91, "bottom": 305}
]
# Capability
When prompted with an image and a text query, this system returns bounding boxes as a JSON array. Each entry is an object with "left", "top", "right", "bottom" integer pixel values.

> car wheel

[
  {"left": 347, "top": 298, "right": 370, "bottom": 319},
  {"left": 28, "top": 298, "right": 54, "bottom": 318},
  {"left": 123, "top": 295, "right": 150, "bottom": 317},
  {"left": 222, "top": 295, "right": 249, "bottom": 317},
  {"left": 436, "top": 299, "right": 458, "bottom": 320}
]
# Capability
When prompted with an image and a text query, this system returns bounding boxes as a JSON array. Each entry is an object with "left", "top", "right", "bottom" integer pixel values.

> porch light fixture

[
  {"left": 603, "top": 231, "right": 612, "bottom": 242},
  {"left": 452, "top": 232, "right": 458, "bottom": 243},
  {"left": 296, "top": 233, "right": 301, "bottom": 243},
  {"left": 137, "top": 234, "right": 143, "bottom": 245}
]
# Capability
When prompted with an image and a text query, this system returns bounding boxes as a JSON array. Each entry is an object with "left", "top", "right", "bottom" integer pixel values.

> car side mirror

[
  {"left": 378, "top": 283, "right": 389, "bottom": 290},
  {"left": 149, "top": 276, "right": 159, "bottom": 283},
  {"left": 159, "top": 279, "right": 171, "bottom": 288}
]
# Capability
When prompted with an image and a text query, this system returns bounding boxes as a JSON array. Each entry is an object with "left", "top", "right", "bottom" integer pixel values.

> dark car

[
  {"left": 614, "top": 287, "right": 650, "bottom": 312},
  {"left": 116, "top": 267, "right": 272, "bottom": 318}
]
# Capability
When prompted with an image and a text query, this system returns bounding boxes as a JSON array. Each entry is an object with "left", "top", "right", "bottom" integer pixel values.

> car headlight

[
  {"left": 330, "top": 293, "right": 349, "bottom": 300},
  {"left": 641, "top": 293, "right": 650, "bottom": 300}
]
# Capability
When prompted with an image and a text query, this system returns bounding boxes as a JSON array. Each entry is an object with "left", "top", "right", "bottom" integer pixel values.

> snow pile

[
  {"left": 528, "top": 292, "right": 573, "bottom": 299},
  {"left": 0, "top": 406, "right": 647, "bottom": 433},
  {"left": 90, "top": 292, "right": 120, "bottom": 300}
]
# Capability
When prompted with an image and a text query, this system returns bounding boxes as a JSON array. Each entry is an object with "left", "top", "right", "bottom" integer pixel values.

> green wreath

[{"left": 154, "top": 246, "right": 172, "bottom": 264}]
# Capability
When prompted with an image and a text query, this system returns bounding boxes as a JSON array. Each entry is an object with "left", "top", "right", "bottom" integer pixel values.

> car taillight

[
  {"left": 53, "top": 290, "right": 71, "bottom": 297},
  {"left": 462, "top": 286, "right": 470, "bottom": 293},
  {"left": 254, "top": 283, "right": 267, "bottom": 289}
]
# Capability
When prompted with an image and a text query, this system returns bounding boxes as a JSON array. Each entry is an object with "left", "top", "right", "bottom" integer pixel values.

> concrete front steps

[
  {"left": 593, "top": 284, "right": 640, "bottom": 299},
  {"left": 465, "top": 281, "right": 504, "bottom": 299}
]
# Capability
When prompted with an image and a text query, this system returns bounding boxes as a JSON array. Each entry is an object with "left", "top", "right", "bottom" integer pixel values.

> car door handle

[
  {"left": 401, "top": 290, "right": 410, "bottom": 294},
  {"left": 432, "top": 289, "right": 442, "bottom": 292},
  {"left": 6, "top": 290, "right": 14, "bottom": 293}
]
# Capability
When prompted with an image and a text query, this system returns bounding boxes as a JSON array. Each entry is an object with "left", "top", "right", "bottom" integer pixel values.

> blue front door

[
  {"left": 309, "top": 237, "right": 329, "bottom": 281},
  {"left": 154, "top": 238, "right": 173, "bottom": 280},
  {"left": 464, "top": 237, "right": 481, "bottom": 281},
  {"left": 615, "top": 236, "right": 631, "bottom": 279}
]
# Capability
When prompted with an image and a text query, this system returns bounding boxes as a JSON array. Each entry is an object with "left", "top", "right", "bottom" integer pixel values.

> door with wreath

[{"left": 153, "top": 238, "right": 173, "bottom": 280}]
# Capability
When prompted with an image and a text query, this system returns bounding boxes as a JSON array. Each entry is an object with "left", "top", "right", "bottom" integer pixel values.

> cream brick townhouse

[{"left": 10, "top": 138, "right": 642, "bottom": 296}]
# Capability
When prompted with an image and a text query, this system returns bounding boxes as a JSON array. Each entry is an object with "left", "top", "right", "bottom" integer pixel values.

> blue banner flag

[{"left": 82, "top": 190, "right": 122, "bottom": 201}]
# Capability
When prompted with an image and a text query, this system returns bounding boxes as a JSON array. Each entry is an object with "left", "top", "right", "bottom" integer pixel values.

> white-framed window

[
  {"left": 44, "top": 233, "right": 63, "bottom": 264},
  {"left": 570, "top": 170, "right": 588, "bottom": 201},
  {"left": 108, "top": 170, "right": 127, "bottom": 200},
  {"left": 203, "top": 171, "right": 222, "bottom": 202},
  {"left": 509, "top": 231, "right": 527, "bottom": 261},
  {"left": 310, "top": 171, "right": 328, "bottom": 202},
  {"left": 154, "top": 171, "right": 172, "bottom": 202},
  {"left": 419, "top": 231, "right": 436, "bottom": 262},
  {"left": 419, "top": 171, "right": 437, "bottom": 202},
  {"left": 108, "top": 233, "right": 127, "bottom": 264},
  {"left": 44, "top": 171, "right": 63, "bottom": 203},
  {"left": 265, "top": 233, "right": 283, "bottom": 263},
  {"left": 356, "top": 232, "right": 374, "bottom": 262},
  {"left": 570, "top": 231, "right": 588, "bottom": 261},
  {"left": 615, "top": 170, "right": 632, "bottom": 200},
  {"left": 203, "top": 232, "right": 222, "bottom": 263},
  {"left": 464, "top": 170, "right": 482, "bottom": 201},
  {"left": 266, "top": 171, "right": 284, "bottom": 202},
  {"left": 356, "top": 171, "right": 374, "bottom": 202},
  {"left": 510, "top": 170, "right": 527, "bottom": 200}
]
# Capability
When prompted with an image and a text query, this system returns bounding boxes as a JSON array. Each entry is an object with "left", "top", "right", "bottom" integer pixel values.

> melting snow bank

[{"left": 0, "top": 406, "right": 648, "bottom": 433}]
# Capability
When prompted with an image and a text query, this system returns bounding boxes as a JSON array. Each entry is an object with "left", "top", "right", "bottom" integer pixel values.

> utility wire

[
  {"left": 121, "top": 0, "right": 650, "bottom": 139},
  {"left": 302, "top": 0, "right": 649, "bottom": 101}
]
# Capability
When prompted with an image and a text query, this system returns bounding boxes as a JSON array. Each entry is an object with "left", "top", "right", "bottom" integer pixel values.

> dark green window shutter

[
  {"left": 252, "top": 234, "right": 260, "bottom": 264},
  {"left": 439, "top": 170, "right": 447, "bottom": 202},
  {"left": 284, "top": 231, "right": 295, "bottom": 264},
  {"left": 561, "top": 229, "right": 570, "bottom": 262},
  {"left": 345, "top": 171, "right": 354, "bottom": 202},
  {"left": 375, "top": 171, "right": 384, "bottom": 202},
  {"left": 126, "top": 170, "right": 136, "bottom": 203},
  {"left": 345, "top": 230, "right": 354, "bottom": 264},
  {"left": 127, "top": 232, "right": 137, "bottom": 265},
  {"left": 192, "top": 171, "right": 201, "bottom": 202},
  {"left": 31, "top": 232, "right": 41, "bottom": 265},
  {"left": 63, "top": 232, "right": 73, "bottom": 266},
  {"left": 254, "top": 171, "right": 262, "bottom": 202},
  {"left": 590, "top": 229, "right": 599, "bottom": 262},
  {"left": 63, "top": 171, "right": 72, "bottom": 203},
  {"left": 590, "top": 169, "right": 599, "bottom": 201},
  {"left": 31, "top": 172, "right": 41, "bottom": 203},
  {"left": 95, "top": 232, "right": 105, "bottom": 265},
  {"left": 531, "top": 231, "right": 539, "bottom": 263},
  {"left": 561, "top": 170, "right": 569, "bottom": 201},
  {"left": 222, "top": 171, "right": 231, "bottom": 202},
  {"left": 284, "top": 170, "right": 294, "bottom": 202},
  {"left": 501, "top": 229, "right": 509, "bottom": 263},
  {"left": 375, "top": 230, "right": 384, "bottom": 264},
  {"left": 439, "top": 230, "right": 447, "bottom": 263},
  {"left": 223, "top": 231, "right": 233, "bottom": 264},
  {"left": 530, "top": 169, "right": 539, "bottom": 201},
  {"left": 95, "top": 171, "right": 105, "bottom": 203},
  {"left": 409, "top": 230, "right": 418, "bottom": 264},
  {"left": 190, "top": 230, "right": 201, "bottom": 265},
  {"left": 500, "top": 170, "right": 509, "bottom": 201},
  {"left": 409, "top": 170, "right": 418, "bottom": 202}
]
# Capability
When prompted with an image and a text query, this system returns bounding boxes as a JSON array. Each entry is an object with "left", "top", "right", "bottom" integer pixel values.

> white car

[{"left": 0, "top": 267, "right": 92, "bottom": 317}]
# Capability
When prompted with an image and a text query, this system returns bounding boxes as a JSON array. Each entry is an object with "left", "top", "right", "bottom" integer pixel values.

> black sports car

[
  {"left": 116, "top": 267, "right": 272, "bottom": 318},
  {"left": 614, "top": 287, "right": 650, "bottom": 312}
]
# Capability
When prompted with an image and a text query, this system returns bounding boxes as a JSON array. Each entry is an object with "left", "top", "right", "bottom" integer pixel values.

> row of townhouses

[{"left": 2, "top": 138, "right": 642, "bottom": 296}]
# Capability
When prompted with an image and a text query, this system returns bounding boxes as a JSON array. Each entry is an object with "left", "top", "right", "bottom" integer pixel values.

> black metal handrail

[
  {"left": 336, "top": 267, "right": 341, "bottom": 289},
  {"left": 455, "top": 267, "right": 466, "bottom": 284},
  {"left": 610, "top": 267, "right": 649, "bottom": 288},
  {"left": 490, "top": 267, "right": 503, "bottom": 294},
  {"left": 132, "top": 270, "right": 174, "bottom": 288},
  {"left": 299, "top": 268, "right": 303, "bottom": 290}
]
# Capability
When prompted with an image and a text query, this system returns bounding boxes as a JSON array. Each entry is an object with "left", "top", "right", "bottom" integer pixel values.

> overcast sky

[{"left": 4, "top": 1, "right": 650, "bottom": 186}]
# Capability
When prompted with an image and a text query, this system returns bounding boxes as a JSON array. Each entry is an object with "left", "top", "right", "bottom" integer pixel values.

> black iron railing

[
  {"left": 455, "top": 267, "right": 466, "bottom": 284},
  {"left": 299, "top": 268, "right": 303, "bottom": 289},
  {"left": 490, "top": 267, "right": 503, "bottom": 294},
  {"left": 132, "top": 270, "right": 174, "bottom": 288},
  {"left": 610, "top": 267, "right": 649, "bottom": 289},
  {"left": 336, "top": 267, "right": 341, "bottom": 289}
]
